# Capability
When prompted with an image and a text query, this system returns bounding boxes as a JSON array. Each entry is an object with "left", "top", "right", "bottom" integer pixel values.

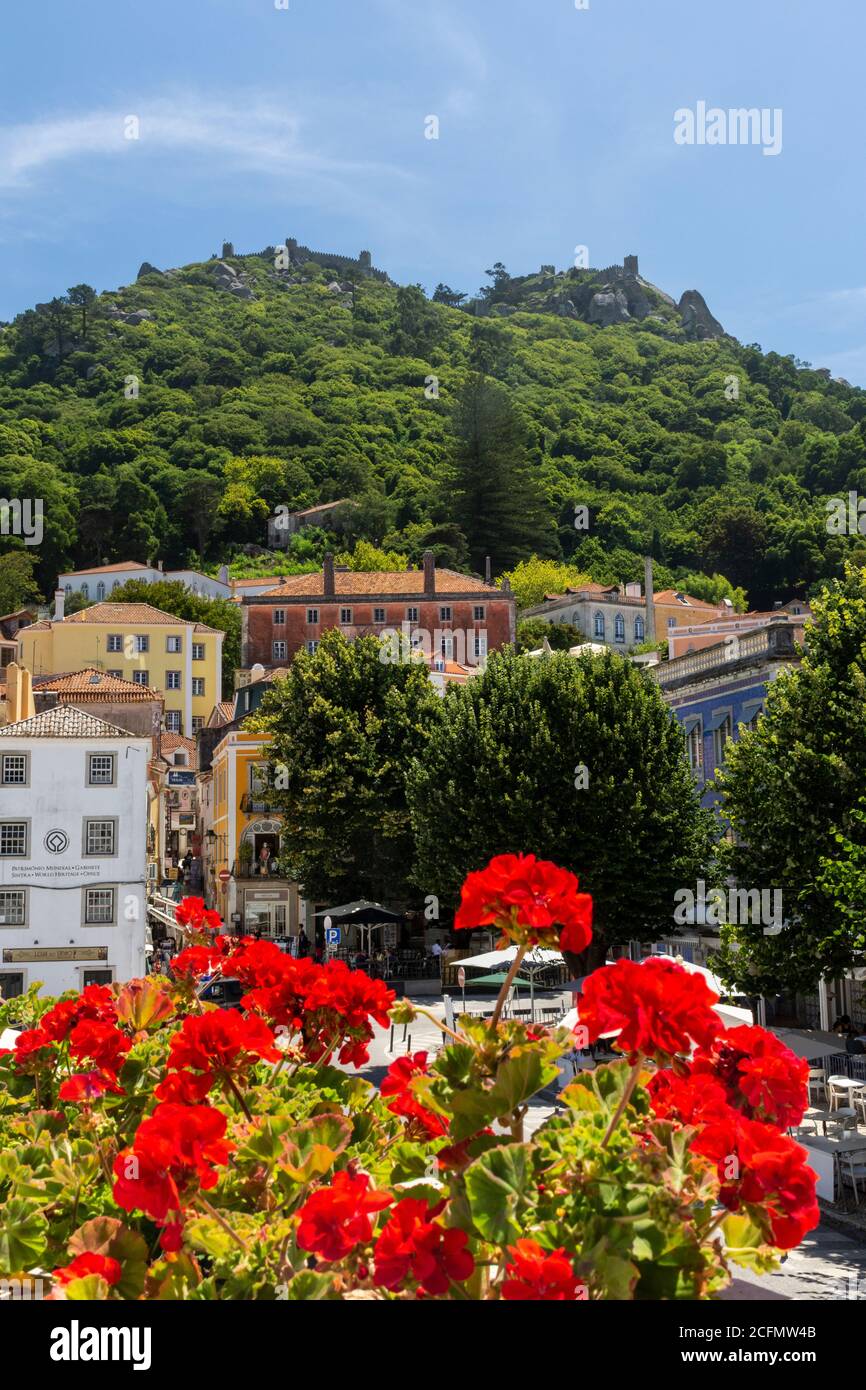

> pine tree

[{"left": 449, "top": 373, "right": 555, "bottom": 573}]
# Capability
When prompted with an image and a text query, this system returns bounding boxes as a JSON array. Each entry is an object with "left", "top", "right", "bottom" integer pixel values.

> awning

[
  {"left": 313, "top": 900, "right": 402, "bottom": 924},
  {"left": 706, "top": 710, "right": 731, "bottom": 732},
  {"left": 682, "top": 714, "right": 701, "bottom": 732}
]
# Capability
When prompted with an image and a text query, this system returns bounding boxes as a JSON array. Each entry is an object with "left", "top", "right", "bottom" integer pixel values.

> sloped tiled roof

[
  {"left": 59, "top": 561, "right": 152, "bottom": 577},
  {"left": 258, "top": 569, "right": 504, "bottom": 599},
  {"left": 653, "top": 590, "right": 721, "bottom": 610},
  {"left": 231, "top": 576, "right": 282, "bottom": 589},
  {"left": 158, "top": 732, "right": 198, "bottom": 769},
  {"left": 32, "top": 668, "right": 161, "bottom": 700},
  {"left": 1, "top": 705, "right": 138, "bottom": 739},
  {"left": 208, "top": 700, "right": 236, "bottom": 726},
  {"left": 31, "top": 603, "right": 223, "bottom": 635}
]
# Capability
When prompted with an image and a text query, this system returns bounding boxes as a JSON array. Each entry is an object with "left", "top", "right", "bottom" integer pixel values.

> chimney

[
  {"left": 643, "top": 556, "right": 655, "bottom": 641},
  {"left": 53, "top": 588, "right": 65, "bottom": 622},
  {"left": 323, "top": 551, "right": 335, "bottom": 597},
  {"left": 6, "top": 663, "right": 35, "bottom": 723},
  {"left": 484, "top": 556, "right": 492, "bottom": 584},
  {"left": 422, "top": 550, "right": 435, "bottom": 596}
]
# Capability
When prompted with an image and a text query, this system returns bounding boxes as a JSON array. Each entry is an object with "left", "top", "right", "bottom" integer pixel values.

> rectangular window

[
  {"left": 192, "top": 677, "right": 205, "bottom": 697},
  {"left": 84, "top": 819, "right": 116, "bottom": 857},
  {"left": 0, "top": 972, "right": 24, "bottom": 998},
  {"left": 473, "top": 606, "right": 486, "bottom": 621},
  {"left": 686, "top": 723, "right": 703, "bottom": 776},
  {"left": 272, "top": 641, "right": 287, "bottom": 661},
  {"left": 406, "top": 607, "right": 419, "bottom": 623},
  {"left": 192, "top": 716, "right": 204, "bottom": 732},
  {"left": 166, "top": 635, "right": 182, "bottom": 653},
  {"left": 440, "top": 634, "right": 454, "bottom": 659},
  {"left": 87, "top": 753, "right": 115, "bottom": 786},
  {"left": 1, "top": 753, "right": 28, "bottom": 786},
  {"left": 273, "top": 609, "right": 286, "bottom": 625},
  {"left": 713, "top": 716, "right": 733, "bottom": 770},
  {"left": 107, "top": 670, "right": 123, "bottom": 679},
  {"left": 0, "top": 889, "right": 26, "bottom": 926},
  {"left": 306, "top": 608, "right": 319, "bottom": 625},
  {"left": 84, "top": 887, "right": 115, "bottom": 925},
  {"left": 0, "top": 822, "right": 28, "bottom": 857},
  {"left": 340, "top": 608, "right": 353, "bottom": 625},
  {"left": 474, "top": 631, "right": 488, "bottom": 660},
  {"left": 166, "top": 671, "right": 181, "bottom": 690},
  {"left": 83, "top": 969, "right": 114, "bottom": 988},
  {"left": 373, "top": 607, "right": 386, "bottom": 624},
  {"left": 135, "top": 635, "right": 149, "bottom": 653},
  {"left": 165, "top": 711, "right": 181, "bottom": 733},
  {"left": 306, "top": 640, "right": 319, "bottom": 655},
  {"left": 107, "top": 634, "right": 123, "bottom": 653},
  {"left": 132, "top": 670, "right": 150, "bottom": 686},
  {"left": 192, "top": 643, "right": 205, "bottom": 661},
  {"left": 440, "top": 606, "right": 452, "bottom": 622}
]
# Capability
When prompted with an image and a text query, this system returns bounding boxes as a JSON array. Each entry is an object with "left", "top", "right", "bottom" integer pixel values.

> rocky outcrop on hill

[
  {"left": 211, "top": 260, "right": 255, "bottom": 301},
  {"left": 678, "top": 289, "right": 725, "bottom": 341}
]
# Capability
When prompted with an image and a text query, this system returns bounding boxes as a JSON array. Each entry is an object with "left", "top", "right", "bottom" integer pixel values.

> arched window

[
  {"left": 634, "top": 615, "right": 645, "bottom": 641},
  {"left": 64, "top": 585, "right": 72, "bottom": 596},
  {"left": 81, "top": 583, "right": 89, "bottom": 600},
  {"left": 96, "top": 582, "right": 106, "bottom": 601},
  {"left": 614, "top": 613, "right": 625, "bottom": 644},
  {"left": 112, "top": 580, "right": 119, "bottom": 591},
  {"left": 593, "top": 611, "right": 605, "bottom": 639}
]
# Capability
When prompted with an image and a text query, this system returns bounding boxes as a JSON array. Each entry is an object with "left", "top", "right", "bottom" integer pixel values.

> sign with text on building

[
  {"left": 168, "top": 771, "right": 196, "bottom": 786},
  {"left": 3, "top": 947, "right": 109, "bottom": 963},
  {"left": 1, "top": 862, "right": 115, "bottom": 886}
]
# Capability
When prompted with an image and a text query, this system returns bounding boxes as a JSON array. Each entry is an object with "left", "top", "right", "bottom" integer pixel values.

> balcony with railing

[{"left": 651, "top": 620, "right": 800, "bottom": 692}]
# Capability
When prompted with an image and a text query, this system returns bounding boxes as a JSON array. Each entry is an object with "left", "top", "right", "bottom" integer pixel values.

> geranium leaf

[{"left": 464, "top": 1143, "right": 530, "bottom": 1245}]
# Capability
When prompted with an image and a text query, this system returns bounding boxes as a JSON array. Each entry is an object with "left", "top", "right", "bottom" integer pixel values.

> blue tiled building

[{"left": 650, "top": 620, "right": 804, "bottom": 810}]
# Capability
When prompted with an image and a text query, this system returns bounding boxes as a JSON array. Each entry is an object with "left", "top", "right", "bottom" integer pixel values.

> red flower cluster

[
  {"left": 690, "top": 1025, "right": 809, "bottom": 1129},
  {"left": 13, "top": 983, "right": 119, "bottom": 1073},
  {"left": 380, "top": 1052, "right": 447, "bottom": 1139},
  {"left": 454, "top": 853, "right": 592, "bottom": 954},
  {"left": 648, "top": 1021, "right": 817, "bottom": 1250},
  {"left": 578, "top": 958, "right": 720, "bottom": 1062},
  {"left": 196, "top": 939, "right": 396, "bottom": 1068},
  {"left": 174, "top": 896, "right": 222, "bottom": 935},
  {"left": 113, "top": 1102, "right": 234, "bottom": 1250},
  {"left": 692, "top": 1112, "right": 818, "bottom": 1249},
  {"left": 373, "top": 1198, "right": 474, "bottom": 1296},
  {"left": 296, "top": 1171, "right": 392, "bottom": 1262},
  {"left": 164, "top": 1010, "right": 280, "bottom": 1091},
  {"left": 502, "top": 1239, "right": 583, "bottom": 1301},
  {"left": 52, "top": 1252, "right": 122, "bottom": 1288}
]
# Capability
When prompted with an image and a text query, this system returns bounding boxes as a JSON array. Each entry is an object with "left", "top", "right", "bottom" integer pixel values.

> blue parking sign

[{"left": 325, "top": 926, "right": 341, "bottom": 947}]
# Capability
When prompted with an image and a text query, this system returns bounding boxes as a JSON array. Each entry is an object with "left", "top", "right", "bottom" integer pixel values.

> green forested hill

[{"left": 2, "top": 247, "right": 865, "bottom": 611}]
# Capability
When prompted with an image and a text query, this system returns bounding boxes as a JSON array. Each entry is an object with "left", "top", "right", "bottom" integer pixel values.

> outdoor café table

[
  {"left": 801, "top": 1106, "right": 853, "bottom": 1136},
  {"left": 827, "top": 1075, "right": 865, "bottom": 1099},
  {"left": 799, "top": 1134, "right": 866, "bottom": 1202}
]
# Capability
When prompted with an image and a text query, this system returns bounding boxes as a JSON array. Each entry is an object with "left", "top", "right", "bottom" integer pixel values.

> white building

[
  {"left": 0, "top": 706, "right": 150, "bottom": 999},
  {"left": 57, "top": 562, "right": 282, "bottom": 603}
]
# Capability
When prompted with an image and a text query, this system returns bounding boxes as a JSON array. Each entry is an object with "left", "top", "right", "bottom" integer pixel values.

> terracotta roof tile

[
  {"left": 32, "top": 668, "right": 162, "bottom": 699},
  {"left": 42, "top": 603, "right": 223, "bottom": 635},
  {"left": 59, "top": 561, "right": 151, "bottom": 577},
  {"left": 1, "top": 705, "right": 140, "bottom": 739},
  {"left": 257, "top": 569, "right": 506, "bottom": 599}
]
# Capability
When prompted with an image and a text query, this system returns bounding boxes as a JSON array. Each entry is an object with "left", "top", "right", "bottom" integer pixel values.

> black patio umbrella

[{"left": 314, "top": 900, "right": 403, "bottom": 953}]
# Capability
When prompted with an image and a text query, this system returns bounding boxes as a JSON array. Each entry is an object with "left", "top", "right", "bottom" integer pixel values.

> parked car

[{"left": 199, "top": 977, "right": 245, "bottom": 1011}]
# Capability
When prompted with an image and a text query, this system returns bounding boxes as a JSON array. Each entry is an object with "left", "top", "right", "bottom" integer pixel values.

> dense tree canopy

[
  {"left": 0, "top": 248, "right": 862, "bottom": 609},
  {"left": 715, "top": 564, "right": 866, "bottom": 994},
  {"left": 407, "top": 648, "right": 714, "bottom": 967},
  {"left": 249, "top": 629, "right": 441, "bottom": 904}
]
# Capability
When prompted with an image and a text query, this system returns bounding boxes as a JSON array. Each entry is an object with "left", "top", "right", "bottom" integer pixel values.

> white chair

[
  {"left": 828, "top": 1077, "right": 856, "bottom": 1113},
  {"left": 808, "top": 1068, "right": 826, "bottom": 1107},
  {"left": 839, "top": 1148, "right": 866, "bottom": 1203}
]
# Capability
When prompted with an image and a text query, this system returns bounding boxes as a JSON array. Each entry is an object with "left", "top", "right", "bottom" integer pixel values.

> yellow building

[
  {"left": 18, "top": 601, "right": 223, "bottom": 738},
  {"left": 208, "top": 729, "right": 303, "bottom": 939}
]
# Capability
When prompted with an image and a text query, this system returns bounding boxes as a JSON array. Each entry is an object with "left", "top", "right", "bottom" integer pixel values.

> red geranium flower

[
  {"left": 501, "top": 1239, "right": 583, "bottom": 1301},
  {"left": 373, "top": 1198, "right": 474, "bottom": 1296},
  {"left": 166, "top": 1010, "right": 280, "bottom": 1081},
  {"left": 59, "top": 1070, "right": 125, "bottom": 1101},
  {"left": 13, "top": 1028, "right": 55, "bottom": 1068},
  {"left": 691, "top": 1109, "right": 819, "bottom": 1249},
  {"left": 175, "top": 897, "right": 223, "bottom": 934},
  {"left": 40, "top": 984, "right": 117, "bottom": 1043},
  {"left": 578, "top": 958, "right": 720, "bottom": 1062},
  {"left": 454, "top": 854, "right": 592, "bottom": 954},
  {"left": 113, "top": 1102, "right": 234, "bottom": 1246},
  {"left": 380, "top": 1052, "right": 447, "bottom": 1139},
  {"left": 243, "top": 957, "right": 395, "bottom": 1069},
  {"left": 296, "top": 1171, "right": 392, "bottom": 1262},
  {"left": 647, "top": 1069, "right": 729, "bottom": 1125},
  {"left": 155, "top": 1069, "right": 214, "bottom": 1104},
  {"left": 68, "top": 1019, "right": 131, "bottom": 1075},
  {"left": 690, "top": 1025, "right": 809, "bottom": 1129},
  {"left": 52, "top": 1252, "right": 122, "bottom": 1287}
]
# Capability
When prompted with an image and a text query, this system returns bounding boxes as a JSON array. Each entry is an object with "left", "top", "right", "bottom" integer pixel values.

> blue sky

[{"left": 2, "top": 0, "right": 864, "bottom": 380}]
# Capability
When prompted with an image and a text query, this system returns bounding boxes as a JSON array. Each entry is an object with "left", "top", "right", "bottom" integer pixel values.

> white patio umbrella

[{"left": 457, "top": 946, "right": 564, "bottom": 1021}]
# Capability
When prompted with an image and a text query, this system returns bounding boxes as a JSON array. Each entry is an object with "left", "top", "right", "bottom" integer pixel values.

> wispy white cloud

[
  {"left": 372, "top": 0, "right": 488, "bottom": 83},
  {"left": 0, "top": 95, "right": 413, "bottom": 191}
]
